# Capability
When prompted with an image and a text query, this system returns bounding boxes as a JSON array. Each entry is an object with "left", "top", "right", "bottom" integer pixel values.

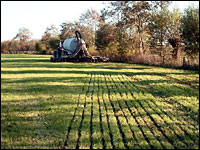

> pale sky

[{"left": 1, "top": 1, "right": 199, "bottom": 42}]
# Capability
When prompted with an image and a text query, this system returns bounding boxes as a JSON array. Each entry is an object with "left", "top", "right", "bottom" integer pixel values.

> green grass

[{"left": 1, "top": 54, "right": 199, "bottom": 149}]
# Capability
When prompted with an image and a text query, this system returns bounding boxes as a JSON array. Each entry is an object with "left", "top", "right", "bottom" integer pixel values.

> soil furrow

[
  {"left": 147, "top": 99, "right": 198, "bottom": 147},
  {"left": 143, "top": 98, "right": 191, "bottom": 148},
  {"left": 121, "top": 74, "right": 195, "bottom": 148},
  {"left": 116, "top": 74, "right": 177, "bottom": 148},
  {"left": 130, "top": 75, "right": 198, "bottom": 122},
  {"left": 116, "top": 74, "right": 165, "bottom": 149},
  {"left": 75, "top": 74, "right": 93, "bottom": 149},
  {"left": 159, "top": 99, "right": 199, "bottom": 131},
  {"left": 104, "top": 73, "right": 129, "bottom": 149},
  {"left": 164, "top": 75, "right": 198, "bottom": 89},
  {"left": 109, "top": 74, "right": 143, "bottom": 149},
  {"left": 89, "top": 74, "right": 94, "bottom": 149},
  {"left": 97, "top": 74, "right": 106, "bottom": 149},
  {"left": 100, "top": 74, "right": 115, "bottom": 149},
  {"left": 122, "top": 74, "right": 199, "bottom": 129},
  {"left": 144, "top": 76, "right": 198, "bottom": 127},
  {"left": 63, "top": 77, "right": 89, "bottom": 148},
  {"left": 123, "top": 99, "right": 154, "bottom": 149}
]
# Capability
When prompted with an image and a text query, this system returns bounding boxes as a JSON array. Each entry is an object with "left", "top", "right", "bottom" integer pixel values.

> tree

[
  {"left": 1, "top": 41, "right": 9, "bottom": 53},
  {"left": 96, "top": 24, "right": 117, "bottom": 50},
  {"left": 122, "top": 1, "right": 152, "bottom": 54},
  {"left": 80, "top": 8, "right": 100, "bottom": 31},
  {"left": 46, "top": 25, "right": 59, "bottom": 36},
  {"left": 40, "top": 25, "right": 60, "bottom": 52},
  {"left": 148, "top": 1, "right": 174, "bottom": 63},
  {"left": 35, "top": 42, "right": 42, "bottom": 52},
  {"left": 180, "top": 5, "right": 199, "bottom": 57},
  {"left": 167, "top": 8, "right": 182, "bottom": 59},
  {"left": 101, "top": 1, "right": 153, "bottom": 55},
  {"left": 96, "top": 23, "right": 120, "bottom": 58},
  {"left": 79, "top": 9, "right": 101, "bottom": 46},
  {"left": 59, "top": 21, "right": 76, "bottom": 40},
  {"left": 13, "top": 27, "right": 32, "bottom": 42}
]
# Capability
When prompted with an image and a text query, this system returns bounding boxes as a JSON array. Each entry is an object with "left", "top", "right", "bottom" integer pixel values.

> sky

[{"left": 1, "top": 1, "right": 199, "bottom": 42}]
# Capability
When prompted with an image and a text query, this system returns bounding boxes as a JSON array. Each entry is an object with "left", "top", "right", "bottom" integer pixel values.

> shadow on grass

[
  {"left": 1, "top": 55, "right": 199, "bottom": 149},
  {"left": 1, "top": 69, "right": 197, "bottom": 77},
  {"left": 1, "top": 59, "right": 49, "bottom": 63}
]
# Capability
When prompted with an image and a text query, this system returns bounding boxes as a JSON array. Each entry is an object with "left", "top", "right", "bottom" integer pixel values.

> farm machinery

[{"left": 50, "top": 31, "right": 109, "bottom": 62}]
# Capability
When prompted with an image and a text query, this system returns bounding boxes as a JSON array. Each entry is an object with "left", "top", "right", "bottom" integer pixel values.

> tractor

[{"left": 50, "top": 31, "right": 109, "bottom": 62}]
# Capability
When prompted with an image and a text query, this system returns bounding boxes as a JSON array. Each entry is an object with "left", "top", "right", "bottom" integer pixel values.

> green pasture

[{"left": 1, "top": 54, "right": 199, "bottom": 149}]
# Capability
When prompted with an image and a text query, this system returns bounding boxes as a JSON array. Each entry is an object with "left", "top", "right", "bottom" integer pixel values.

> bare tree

[
  {"left": 13, "top": 27, "right": 32, "bottom": 42},
  {"left": 79, "top": 8, "right": 101, "bottom": 45}
]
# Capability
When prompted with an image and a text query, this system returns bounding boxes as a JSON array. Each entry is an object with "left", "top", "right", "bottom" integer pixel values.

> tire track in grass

[
  {"left": 97, "top": 74, "right": 106, "bottom": 149},
  {"left": 121, "top": 74, "right": 195, "bottom": 148},
  {"left": 104, "top": 73, "right": 129, "bottom": 149},
  {"left": 108, "top": 74, "right": 143, "bottom": 149},
  {"left": 102, "top": 74, "right": 125, "bottom": 149},
  {"left": 75, "top": 74, "right": 93, "bottom": 149},
  {"left": 112, "top": 74, "right": 164, "bottom": 149},
  {"left": 99, "top": 74, "right": 114, "bottom": 149},
  {"left": 63, "top": 76, "right": 90, "bottom": 149}
]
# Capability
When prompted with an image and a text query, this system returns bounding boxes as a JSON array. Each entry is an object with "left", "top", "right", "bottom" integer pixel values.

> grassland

[{"left": 1, "top": 54, "right": 199, "bottom": 149}]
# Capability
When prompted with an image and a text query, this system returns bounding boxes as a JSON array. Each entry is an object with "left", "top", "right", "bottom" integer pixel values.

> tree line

[{"left": 1, "top": 1, "right": 199, "bottom": 69}]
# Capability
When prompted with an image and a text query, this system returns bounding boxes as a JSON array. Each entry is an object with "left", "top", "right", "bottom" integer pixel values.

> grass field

[{"left": 1, "top": 54, "right": 199, "bottom": 149}]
